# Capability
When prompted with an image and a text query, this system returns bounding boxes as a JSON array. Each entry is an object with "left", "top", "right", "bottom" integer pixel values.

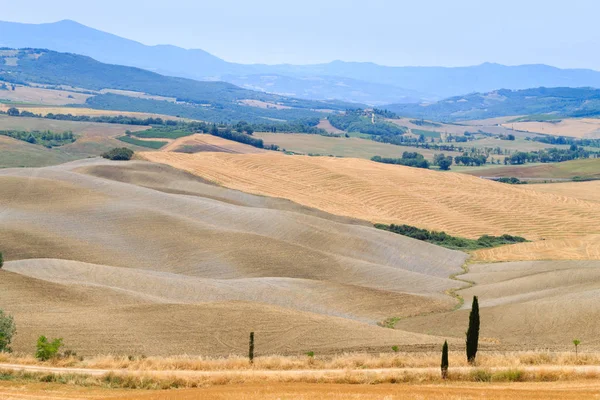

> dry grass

[
  {"left": 139, "top": 152, "right": 600, "bottom": 241},
  {"left": 238, "top": 99, "right": 292, "bottom": 110},
  {"left": 462, "top": 158, "right": 600, "bottom": 180},
  {"left": 316, "top": 118, "right": 344, "bottom": 134},
  {"left": 505, "top": 118, "right": 600, "bottom": 138},
  {"left": 4, "top": 351, "right": 600, "bottom": 371}
]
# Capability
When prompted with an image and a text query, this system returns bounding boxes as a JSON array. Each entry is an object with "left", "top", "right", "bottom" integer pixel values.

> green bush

[
  {"left": 470, "top": 369, "right": 492, "bottom": 382},
  {"left": 35, "top": 336, "right": 63, "bottom": 361},
  {"left": 493, "top": 369, "right": 524, "bottom": 382},
  {"left": 0, "top": 309, "right": 16, "bottom": 353},
  {"left": 101, "top": 147, "right": 134, "bottom": 161}
]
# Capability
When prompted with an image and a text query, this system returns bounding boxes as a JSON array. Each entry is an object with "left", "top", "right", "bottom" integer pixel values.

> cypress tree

[
  {"left": 466, "top": 296, "right": 480, "bottom": 364},
  {"left": 441, "top": 340, "right": 449, "bottom": 379},
  {"left": 249, "top": 332, "right": 255, "bottom": 364}
]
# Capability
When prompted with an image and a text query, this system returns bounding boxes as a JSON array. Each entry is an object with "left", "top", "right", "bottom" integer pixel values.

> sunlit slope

[
  {"left": 0, "top": 159, "right": 467, "bottom": 355},
  {"left": 140, "top": 152, "right": 600, "bottom": 241},
  {"left": 396, "top": 260, "right": 600, "bottom": 350}
]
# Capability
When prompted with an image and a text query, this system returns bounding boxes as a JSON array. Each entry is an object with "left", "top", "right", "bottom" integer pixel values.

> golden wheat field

[
  {"left": 139, "top": 152, "right": 600, "bottom": 242},
  {"left": 0, "top": 104, "right": 184, "bottom": 120}
]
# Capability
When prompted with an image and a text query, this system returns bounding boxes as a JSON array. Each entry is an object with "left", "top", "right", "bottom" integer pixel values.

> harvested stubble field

[
  {"left": 0, "top": 159, "right": 467, "bottom": 356},
  {"left": 463, "top": 158, "right": 600, "bottom": 180},
  {"left": 0, "top": 85, "right": 91, "bottom": 105},
  {"left": 254, "top": 132, "right": 462, "bottom": 160},
  {"left": 160, "top": 133, "right": 266, "bottom": 154},
  {"left": 397, "top": 260, "right": 600, "bottom": 349},
  {"left": 505, "top": 118, "right": 600, "bottom": 139},
  {"left": 139, "top": 152, "right": 600, "bottom": 242},
  {"left": 0, "top": 104, "right": 184, "bottom": 121}
]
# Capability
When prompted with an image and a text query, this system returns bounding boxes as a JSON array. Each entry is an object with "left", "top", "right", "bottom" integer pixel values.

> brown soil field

[
  {"left": 397, "top": 260, "right": 600, "bottom": 349},
  {"left": 254, "top": 132, "right": 463, "bottom": 160},
  {"left": 317, "top": 118, "right": 344, "bottom": 134},
  {"left": 161, "top": 133, "right": 266, "bottom": 154},
  {"left": 115, "top": 382, "right": 600, "bottom": 400},
  {"left": 138, "top": 152, "right": 600, "bottom": 241},
  {"left": 0, "top": 85, "right": 91, "bottom": 105},
  {"left": 0, "top": 159, "right": 467, "bottom": 356},
  {"left": 462, "top": 158, "right": 600, "bottom": 180},
  {"left": 505, "top": 118, "right": 600, "bottom": 138}
]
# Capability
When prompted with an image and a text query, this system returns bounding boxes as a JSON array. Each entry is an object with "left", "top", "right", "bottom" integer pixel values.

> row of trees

[{"left": 504, "top": 146, "right": 597, "bottom": 165}]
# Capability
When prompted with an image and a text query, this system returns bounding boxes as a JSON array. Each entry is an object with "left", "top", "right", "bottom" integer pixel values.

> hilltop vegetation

[{"left": 386, "top": 87, "right": 600, "bottom": 122}]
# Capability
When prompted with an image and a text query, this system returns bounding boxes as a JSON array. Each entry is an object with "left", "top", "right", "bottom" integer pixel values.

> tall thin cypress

[
  {"left": 441, "top": 340, "right": 449, "bottom": 379},
  {"left": 249, "top": 332, "right": 255, "bottom": 364},
  {"left": 465, "top": 296, "right": 480, "bottom": 364}
]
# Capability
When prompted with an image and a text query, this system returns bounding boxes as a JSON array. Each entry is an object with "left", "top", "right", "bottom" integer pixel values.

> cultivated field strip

[
  {"left": 160, "top": 133, "right": 266, "bottom": 154},
  {"left": 140, "top": 152, "right": 600, "bottom": 241},
  {"left": 0, "top": 159, "right": 466, "bottom": 356}
]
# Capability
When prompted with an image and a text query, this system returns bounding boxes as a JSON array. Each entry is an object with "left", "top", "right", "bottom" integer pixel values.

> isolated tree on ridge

[{"left": 466, "top": 296, "right": 480, "bottom": 364}]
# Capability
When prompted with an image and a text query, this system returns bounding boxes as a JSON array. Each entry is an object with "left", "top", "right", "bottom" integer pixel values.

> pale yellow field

[
  {"left": 238, "top": 99, "right": 292, "bottom": 109},
  {"left": 0, "top": 85, "right": 91, "bottom": 105},
  {"left": 505, "top": 119, "right": 600, "bottom": 138},
  {"left": 317, "top": 118, "right": 344, "bottom": 134},
  {"left": 139, "top": 152, "right": 600, "bottom": 241},
  {"left": 521, "top": 180, "right": 600, "bottom": 203},
  {"left": 473, "top": 235, "right": 600, "bottom": 262}
]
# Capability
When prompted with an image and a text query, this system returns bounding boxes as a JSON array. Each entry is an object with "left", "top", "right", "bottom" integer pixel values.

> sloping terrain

[
  {"left": 462, "top": 158, "right": 600, "bottom": 180},
  {"left": 396, "top": 261, "right": 600, "bottom": 350},
  {"left": 139, "top": 152, "right": 600, "bottom": 241},
  {"left": 0, "top": 159, "right": 466, "bottom": 356},
  {"left": 506, "top": 118, "right": 600, "bottom": 139},
  {"left": 161, "top": 133, "right": 266, "bottom": 154}
]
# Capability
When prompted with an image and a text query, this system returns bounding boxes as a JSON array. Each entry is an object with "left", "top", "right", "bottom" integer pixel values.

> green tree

[
  {"left": 441, "top": 340, "right": 449, "bottom": 379},
  {"left": 0, "top": 309, "right": 16, "bottom": 353},
  {"left": 0, "top": 252, "right": 3, "bottom": 269},
  {"left": 35, "top": 336, "right": 63, "bottom": 361},
  {"left": 6, "top": 107, "right": 20, "bottom": 117},
  {"left": 466, "top": 296, "right": 480, "bottom": 364},
  {"left": 249, "top": 332, "right": 255, "bottom": 364},
  {"left": 573, "top": 339, "right": 581, "bottom": 358}
]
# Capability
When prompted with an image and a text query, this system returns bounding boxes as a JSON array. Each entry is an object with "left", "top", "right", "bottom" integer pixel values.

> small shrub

[
  {"left": 493, "top": 369, "right": 524, "bottom": 382},
  {"left": 391, "top": 346, "right": 399, "bottom": 353},
  {"left": 0, "top": 309, "right": 16, "bottom": 353},
  {"left": 306, "top": 351, "right": 315, "bottom": 358},
  {"left": 35, "top": 336, "right": 63, "bottom": 361},
  {"left": 101, "top": 147, "right": 134, "bottom": 161},
  {"left": 470, "top": 369, "right": 492, "bottom": 382}
]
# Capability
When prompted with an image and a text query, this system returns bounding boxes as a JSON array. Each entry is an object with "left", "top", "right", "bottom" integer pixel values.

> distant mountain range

[
  {"left": 4, "top": 20, "right": 600, "bottom": 105},
  {"left": 0, "top": 49, "right": 353, "bottom": 123}
]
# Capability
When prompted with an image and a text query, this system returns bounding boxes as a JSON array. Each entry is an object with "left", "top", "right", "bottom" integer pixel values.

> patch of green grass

[
  {"left": 133, "top": 128, "right": 193, "bottom": 140},
  {"left": 379, "top": 317, "right": 401, "bottom": 329},
  {"left": 117, "top": 135, "right": 167, "bottom": 149},
  {"left": 411, "top": 129, "right": 441, "bottom": 138},
  {"left": 375, "top": 223, "right": 529, "bottom": 251}
]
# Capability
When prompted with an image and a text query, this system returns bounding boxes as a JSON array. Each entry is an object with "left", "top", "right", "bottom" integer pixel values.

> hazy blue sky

[{"left": 2, "top": 0, "right": 599, "bottom": 68}]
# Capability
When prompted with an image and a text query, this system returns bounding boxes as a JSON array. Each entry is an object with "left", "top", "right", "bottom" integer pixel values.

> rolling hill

[
  {"left": 0, "top": 158, "right": 467, "bottom": 356},
  {"left": 386, "top": 87, "right": 600, "bottom": 122},
  {"left": 0, "top": 49, "right": 353, "bottom": 123},
  {"left": 139, "top": 152, "right": 600, "bottom": 242},
  {"left": 5, "top": 20, "right": 600, "bottom": 103}
]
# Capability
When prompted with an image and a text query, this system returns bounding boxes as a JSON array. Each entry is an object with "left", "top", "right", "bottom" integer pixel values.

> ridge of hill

[
  {"left": 4, "top": 20, "right": 600, "bottom": 104},
  {"left": 385, "top": 87, "right": 600, "bottom": 122}
]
